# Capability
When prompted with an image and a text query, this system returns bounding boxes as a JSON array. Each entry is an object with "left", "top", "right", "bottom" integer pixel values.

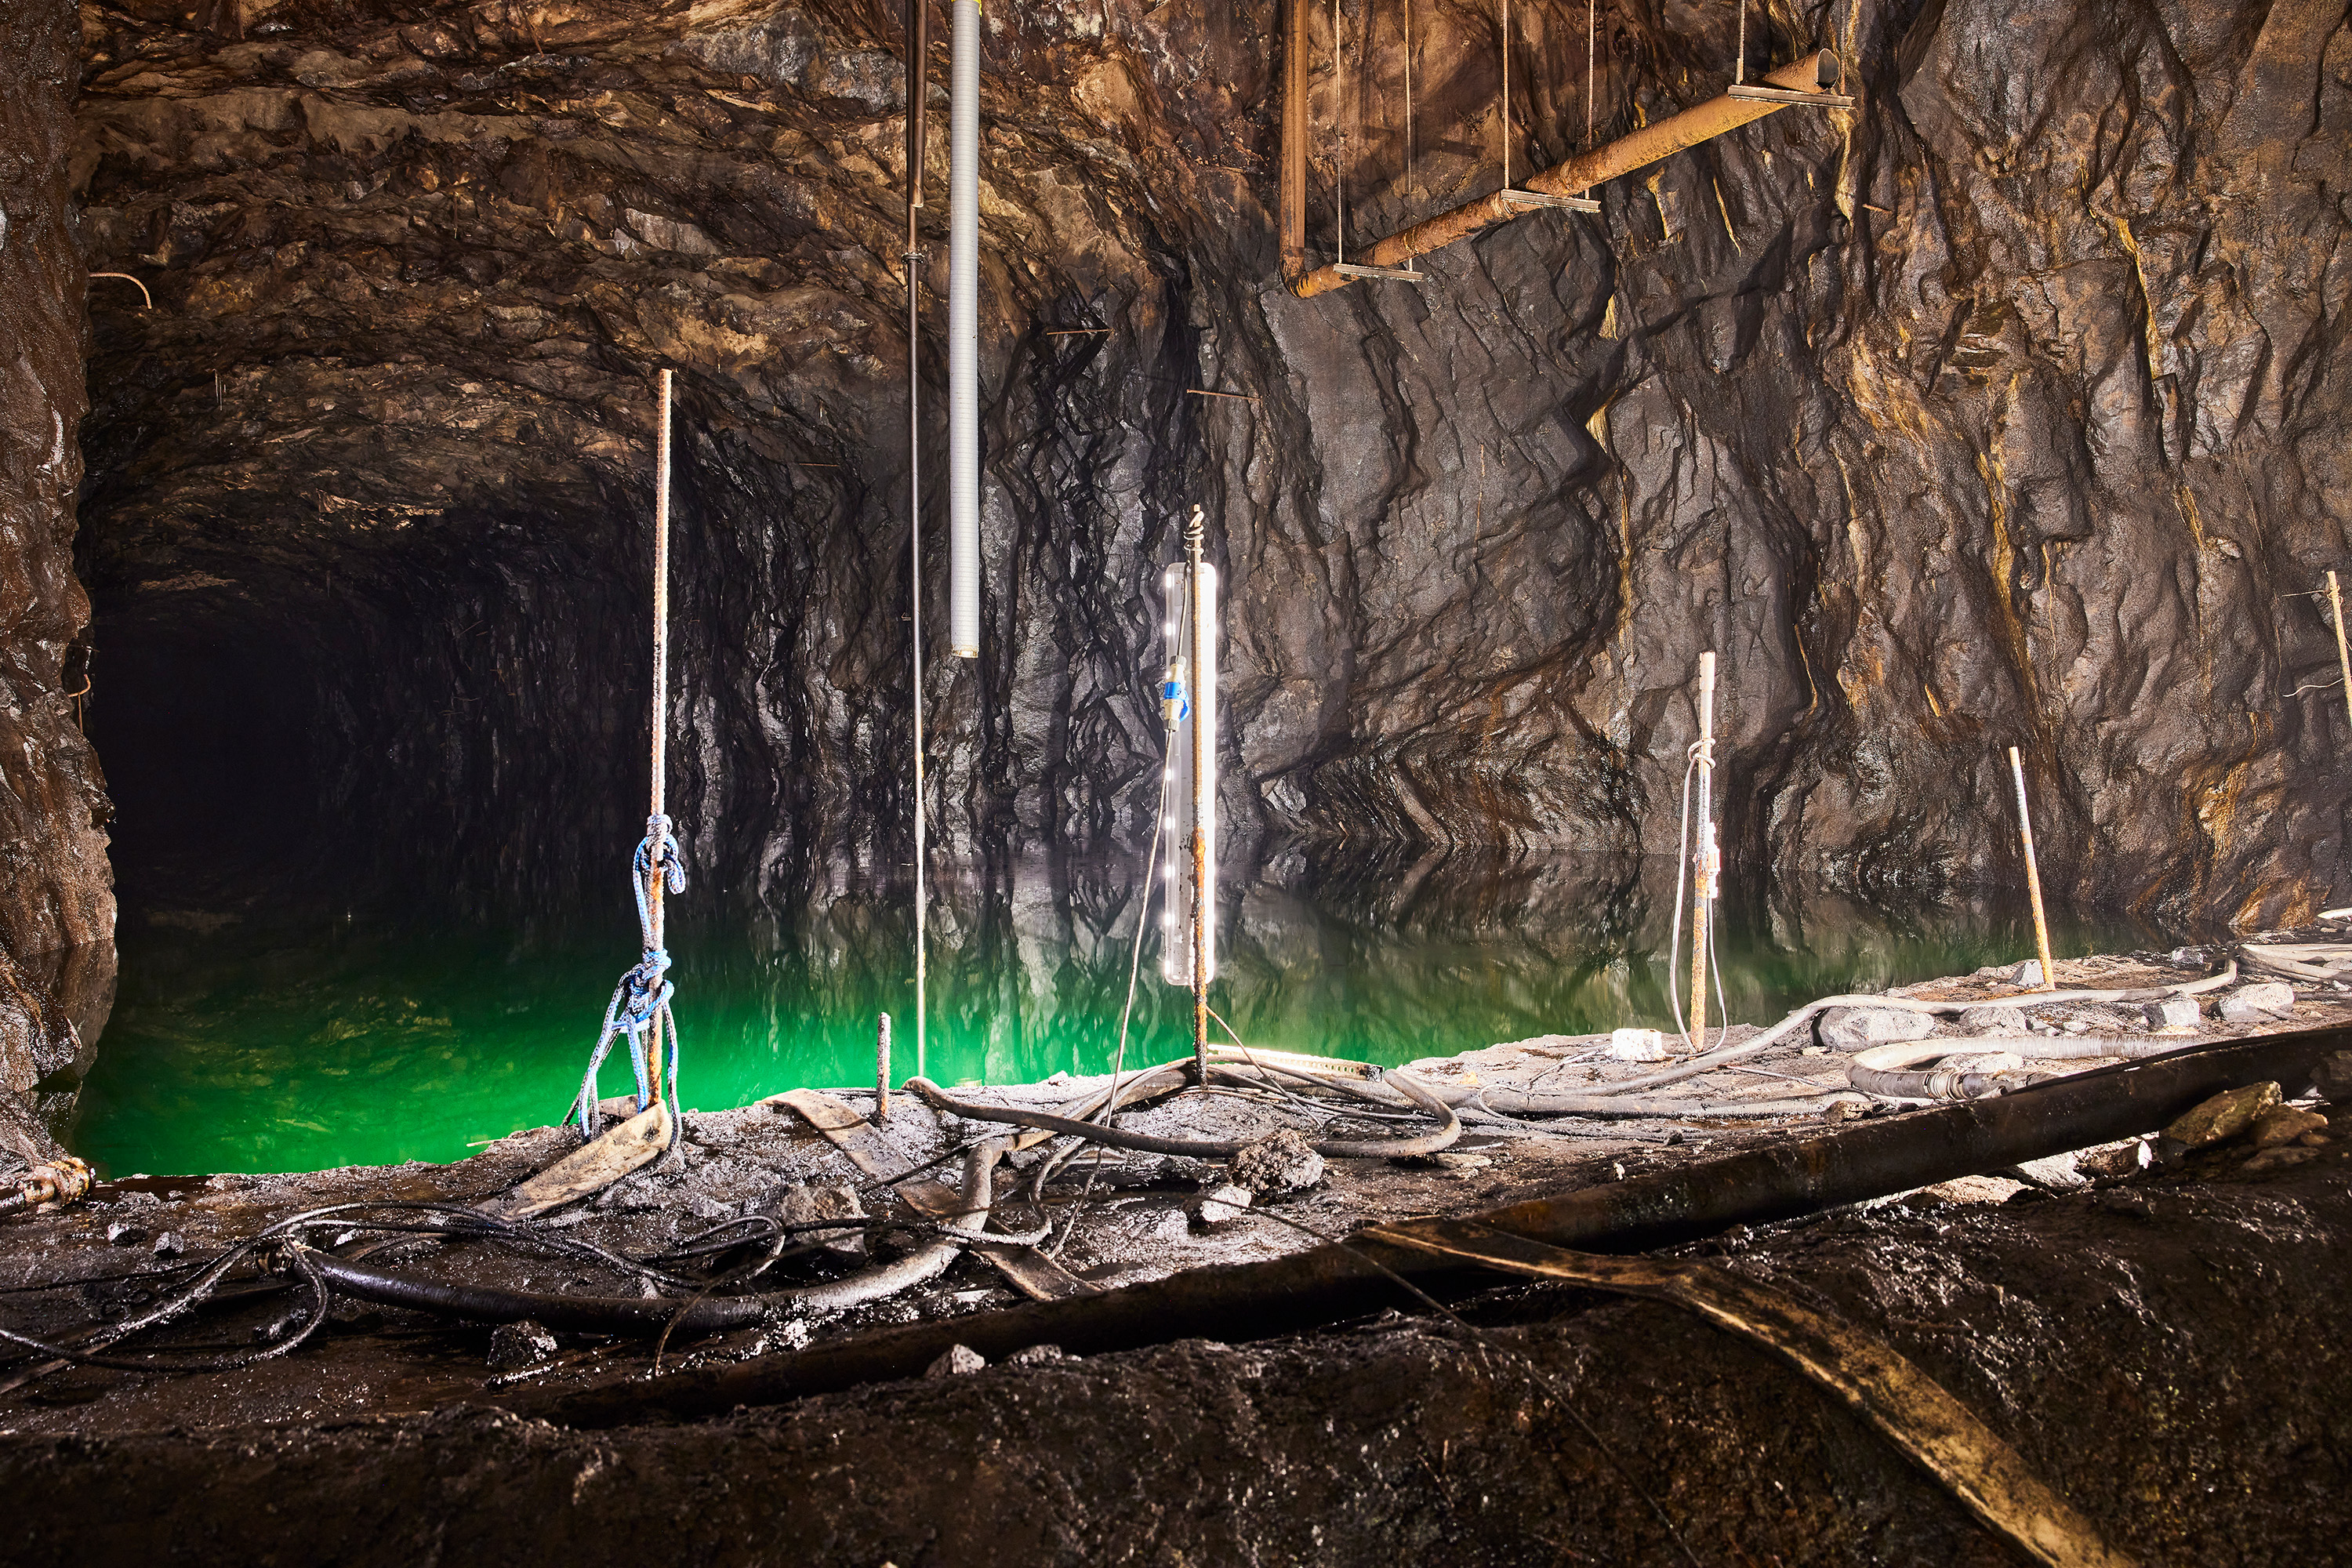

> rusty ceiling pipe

[
  {"left": 1279, "top": 0, "right": 1310, "bottom": 281},
  {"left": 1290, "top": 49, "right": 1847, "bottom": 299}
]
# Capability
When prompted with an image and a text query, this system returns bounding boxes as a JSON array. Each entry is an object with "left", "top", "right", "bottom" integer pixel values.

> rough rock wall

[
  {"left": 1, "top": 0, "right": 112, "bottom": 1166},
  {"left": 2, "top": 0, "right": 111, "bottom": 956},
  {"left": 67, "top": 0, "right": 2352, "bottom": 926}
]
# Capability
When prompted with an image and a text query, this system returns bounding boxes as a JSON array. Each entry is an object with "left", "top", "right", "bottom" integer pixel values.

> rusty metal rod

[
  {"left": 2009, "top": 746, "right": 2059, "bottom": 992},
  {"left": 1279, "top": 0, "right": 1309, "bottom": 278},
  {"left": 1290, "top": 51, "right": 1842, "bottom": 296}
]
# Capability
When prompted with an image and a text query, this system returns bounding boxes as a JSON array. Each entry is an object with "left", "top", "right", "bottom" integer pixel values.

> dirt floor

[{"left": 2, "top": 942, "right": 2348, "bottom": 1562}]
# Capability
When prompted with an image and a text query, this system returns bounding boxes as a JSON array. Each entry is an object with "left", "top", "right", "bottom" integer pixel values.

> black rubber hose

[{"left": 532, "top": 1022, "right": 2352, "bottom": 1428}]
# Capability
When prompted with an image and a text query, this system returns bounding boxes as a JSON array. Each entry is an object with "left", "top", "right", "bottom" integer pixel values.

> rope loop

[{"left": 577, "top": 818, "right": 688, "bottom": 1142}]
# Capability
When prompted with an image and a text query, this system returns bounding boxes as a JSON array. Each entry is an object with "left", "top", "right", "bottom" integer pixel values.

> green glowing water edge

[{"left": 68, "top": 882, "right": 2162, "bottom": 1178}]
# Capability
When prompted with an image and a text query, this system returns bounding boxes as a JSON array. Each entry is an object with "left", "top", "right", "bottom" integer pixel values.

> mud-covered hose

[
  {"left": 294, "top": 1141, "right": 1010, "bottom": 1335},
  {"left": 906, "top": 1073, "right": 1463, "bottom": 1159}
]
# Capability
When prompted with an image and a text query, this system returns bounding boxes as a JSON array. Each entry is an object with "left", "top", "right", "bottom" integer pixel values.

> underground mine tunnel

[{"left": 2, "top": 0, "right": 2351, "bottom": 1559}]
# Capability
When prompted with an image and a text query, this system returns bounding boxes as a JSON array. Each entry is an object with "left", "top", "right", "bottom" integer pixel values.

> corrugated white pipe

[{"left": 947, "top": 0, "right": 982, "bottom": 658}]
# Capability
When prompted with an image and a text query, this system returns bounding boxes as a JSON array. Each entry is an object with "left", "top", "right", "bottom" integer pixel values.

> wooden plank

[
  {"left": 775, "top": 1088, "right": 1098, "bottom": 1301},
  {"left": 479, "top": 1104, "right": 670, "bottom": 1220}
]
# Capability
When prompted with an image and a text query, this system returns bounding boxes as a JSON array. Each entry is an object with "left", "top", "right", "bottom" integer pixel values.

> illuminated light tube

[
  {"left": 1161, "top": 558, "right": 1218, "bottom": 987},
  {"left": 947, "top": 0, "right": 982, "bottom": 657}
]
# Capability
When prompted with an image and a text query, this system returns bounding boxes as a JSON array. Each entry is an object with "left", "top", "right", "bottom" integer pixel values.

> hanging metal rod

[{"left": 1288, "top": 49, "right": 1849, "bottom": 298}]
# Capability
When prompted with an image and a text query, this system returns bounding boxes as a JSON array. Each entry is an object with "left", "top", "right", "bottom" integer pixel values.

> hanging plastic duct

[
  {"left": 947, "top": 0, "right": 982, "bottom": 658},
  {"left": 1160, "top": 538, "right": 1218, "bottom": 988}
]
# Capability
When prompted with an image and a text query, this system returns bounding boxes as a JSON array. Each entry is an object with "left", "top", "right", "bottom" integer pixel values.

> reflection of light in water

[{"left": 67, "top": 854, "right": 2176, "bottom": 1178}]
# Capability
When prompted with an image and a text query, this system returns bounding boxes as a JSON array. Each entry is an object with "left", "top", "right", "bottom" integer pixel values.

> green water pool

[{"left": 66, "top": 861, "right": 2167, "bottom": 1177}]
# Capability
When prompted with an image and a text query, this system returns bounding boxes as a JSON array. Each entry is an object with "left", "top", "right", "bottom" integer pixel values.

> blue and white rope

[{"left": 575, "top": 813, "right": 687, "bottom": 1142}]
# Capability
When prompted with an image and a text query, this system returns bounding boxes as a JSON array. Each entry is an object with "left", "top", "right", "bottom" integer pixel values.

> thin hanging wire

[
  {"left": 1501, "top": 0, "right": 1512, "bottom": 191},
  {"left": 1736, "top": 0, "right": 1748, "bottom": 85},
  {"left": 1403, "top": 0, "right": 1415, "bottom": 209},
  {"left": 1586, "top": 0, "right": 1596, "bottom": 148},
  {"left": 1333, "top": 0, "right": 1346, "bottom": 265}
]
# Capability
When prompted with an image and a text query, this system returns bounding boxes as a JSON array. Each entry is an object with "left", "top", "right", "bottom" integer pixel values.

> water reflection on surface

[{"left": 67, "top": 852, "right": 2172, "bottom": 1176}]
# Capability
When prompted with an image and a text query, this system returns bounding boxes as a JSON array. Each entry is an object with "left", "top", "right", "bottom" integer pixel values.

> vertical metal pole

[
  {"left": 648, "top": 368, "right": 673, "bottom": 1102},
  {"left": 1279, "top": 0, "right": 1308, "bottom": 278},
  {"left": 1689, "top": 651, "right": 1715, "bottom": 1054},
  {"left": 2009, "top": 746, "right": 2058, "bottom": 992},
  {"left": 1189, "top": 518, "right": 1210, "bottom": 1082},
  {"left": 2330, "top": 572, "right": 2352, "bottom": 742},
  {"left": 877, "top": 1013, "right": 893, "bottom": 1121},
  {"left": 907, "top": 0, "right": 930, "bottom": 1082}
]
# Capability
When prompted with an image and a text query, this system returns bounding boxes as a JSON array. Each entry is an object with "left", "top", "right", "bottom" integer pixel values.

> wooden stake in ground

[
  {"left": 1690, "top": 652, "right": 1718, "bottom": 1052},
  {"left": 2329, "top": 572, "right": 2352, "bottom": 741},
  {"left": 2008, "top": 746, "right": 2058, "bottom": 992},
  {"left": 876, "top": 1012, "right": 892, "bottom": 1122}
]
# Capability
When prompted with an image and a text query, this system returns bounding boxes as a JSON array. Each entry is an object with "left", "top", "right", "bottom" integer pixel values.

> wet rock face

[
  {"left": 64, "top": 0, "right": 2352, "bottom": 924},
  {"left": 1, "top": 0, "right": 112, "bottom": 957}
]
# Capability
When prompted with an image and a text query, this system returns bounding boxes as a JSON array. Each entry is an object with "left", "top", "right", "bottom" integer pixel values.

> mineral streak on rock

[{"left": 42, "top": 0, "right": 2352, "bottom": 934}]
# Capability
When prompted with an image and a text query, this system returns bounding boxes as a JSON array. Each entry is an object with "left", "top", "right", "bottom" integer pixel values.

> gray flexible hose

[
  {"left": 906, "top": 1073, "right": 1463, "bottom": 1159},
  {"left": 1587, "top": 962, "right": 2238, "bottom": 1098}
]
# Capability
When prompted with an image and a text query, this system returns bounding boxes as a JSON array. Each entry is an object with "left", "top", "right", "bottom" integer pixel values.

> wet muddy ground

[{"left": 1, "top": 946, "right": 2347, "bottom": 1562}]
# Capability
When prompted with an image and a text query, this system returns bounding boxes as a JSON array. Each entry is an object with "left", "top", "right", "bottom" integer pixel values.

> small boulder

[
  {"left": 2002, "top": 1152, "right": 2088, "bottom": 1192},
  {"left": 925, "top": 1344, "right": 985, "bottom": 1378},
  {"left": 2250, "top": 1105, "right": 2329, "bottom": 1149},
  {"left": 1004, "top": 1344, "right": 1065, "bottom": 1365},
  {"left": 1606, "top": 1028, "right": 1668, "bottom": 1062},
  {"left": 2010, "top": 960, "right": 2045, "bottom": 987},
  {"left": 1428, "top": 1150, "right": 1494, "bottom": 1174},
  {"left": 1190, "top": 1183, "right": 1254, "bottom": 1227},
  {"left": 2076, "top": 1138, "right": 2153, "bottom": 1178},
  {"left": 1228, "top": 1127, "right": 1325, "bottom": 1196},
  {"left": 2241, "top": 1145, "right": 2321, "bottom": 1175},
  {"left": 105, "top": 1221, "right": 148, "bottom": 1247},
  {"left": 2163, "top": 1081, "right": 2281, "bottom": 1148},
  {"left": 1956, "top": 1005, "right": 2029, "bottom": 1036},
  {"left": 2217, "top": 982, "right": 2296, "bottom": 1023},
  {"left": 2144, "top": 996, "right": 2201, "bottom": 1029},
  {"left": 487, "top": 1319, "right": 557, "bottom": 1370},
  {"left": 1816, "top": 1007, "right": 1937, "bottom": 1052},
  {"left": 151, "top": 1230, "right": 185, "bottom": 1258},
  {"left": 2310, "top": 1051, "right": 2352, "bottom": 1103},
  {"left": 760, "top": 1183, "right": 868, "bottom": 1258},
  {"left": 1921, "top": 1175, "right": 2026, "bottom": 1204}
]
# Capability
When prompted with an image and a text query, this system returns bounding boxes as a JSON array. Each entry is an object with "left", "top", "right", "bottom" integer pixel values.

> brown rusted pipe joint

[{"left": 1291, "top": 50, "right": 1845, "bottom": 299}]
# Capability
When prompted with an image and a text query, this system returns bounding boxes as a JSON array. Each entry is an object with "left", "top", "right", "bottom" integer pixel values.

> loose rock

[
  {"left": 1816, "top": 1007, "right": 1937, "bottom": 1052},
  {"left": 2217, "top": 982, "right": 2296, "bottom": 1022},
  {"left": 2241, "top": 1145, "right": 2321, "bottom": 1174},
  {"left": 759, "top": 1182, "right": 868, "bottom": 1258},
  {"left": 2311, "top": 1051, "right": 2352, "bottom": 1103},
  {"left": 925, "top": 1345, "right": 985, "bottom": 1377},
  {"left": 1228, "top": 1128, "right": 1325, "bottom": 1196},
  {"left": 486, "top": 1319, "right": 557, "bottom": 1370},
  {"left": 1004, "top": 1344, "right": 1065, "bottom": 1365},
  {"left": 1957, "top": 1005, "right": 2029, "bottom": 1035},
  {"left": 1190, "top": 1184, "right": 1254, "bottom": 1228},
  {"left": 2250, "top": 1106, "right": 2329, "bottom": 1149},
  {"left": 2145, "top": 996, "right": 2202, "bottom": 1029},
  {"left": 1606, "top": 1029, "right": 1668, "bottom": 1062},
  {"left": 2164, "top": 1082, "right": 2282, "bottom": 1148}
]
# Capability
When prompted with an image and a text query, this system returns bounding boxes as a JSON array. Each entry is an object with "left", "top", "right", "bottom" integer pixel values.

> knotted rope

[{"left": 575, "top": 813, "right": 687, "bottom": 1142}]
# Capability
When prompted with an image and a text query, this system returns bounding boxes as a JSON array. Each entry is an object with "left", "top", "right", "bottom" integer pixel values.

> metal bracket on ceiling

[
  {"left": 1500, "top": 189, "right": 1602, "bottom": 213},
  {"left": 1727, "top": 84, "right": 1855, "bottom": 107},
  {"left": 1331, "top": 262, "right": 1427, "bottom": 283}
]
